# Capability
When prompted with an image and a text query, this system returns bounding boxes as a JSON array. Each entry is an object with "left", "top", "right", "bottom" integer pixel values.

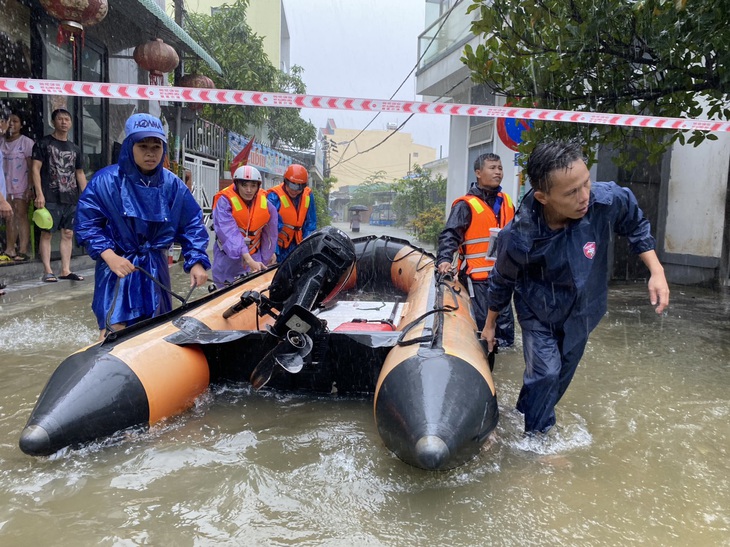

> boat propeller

[
  {"left": 249, "top": 307, "right": 319, "bottom": 390},
  {"left": 250, "top": 227, "right": 357, "bottom": 389}
]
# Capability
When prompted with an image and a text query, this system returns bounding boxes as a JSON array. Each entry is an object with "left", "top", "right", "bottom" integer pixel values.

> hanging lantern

[
  {"left": 133, "top": 39, "right": 180, "bottom": 87},
  {"left": 176, "top": 73, "right": 216, "bottom": 112},
  {"left": 39, "top": 0, "right": 108, "bottom": 71}
]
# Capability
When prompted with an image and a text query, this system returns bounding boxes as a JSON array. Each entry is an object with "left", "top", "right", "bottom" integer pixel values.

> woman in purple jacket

[{"left": 211, "top": 165, "right": 278, "bottom": 287}]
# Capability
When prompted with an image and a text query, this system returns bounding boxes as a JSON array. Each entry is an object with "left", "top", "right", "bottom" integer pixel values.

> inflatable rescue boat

[{"left": 19, "top": 227, "right": 498, "bottom": 470}]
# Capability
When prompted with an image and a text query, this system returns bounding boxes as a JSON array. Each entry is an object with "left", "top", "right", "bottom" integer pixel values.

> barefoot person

[{"left": 1, "top": 112, "right": 35, "bottom": 262}]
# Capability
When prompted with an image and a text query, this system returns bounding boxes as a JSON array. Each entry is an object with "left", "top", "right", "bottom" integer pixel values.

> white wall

[
  {"left": 445, "top": 115, "right": 469, "bottom": 212},
  {"left": 666, "top": 135, "right": 730, "bottom": 258}
]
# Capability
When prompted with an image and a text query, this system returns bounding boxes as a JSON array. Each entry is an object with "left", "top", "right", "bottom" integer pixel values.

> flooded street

[{"left": 0, "top": 269, "right": 728, "bottom": 546}]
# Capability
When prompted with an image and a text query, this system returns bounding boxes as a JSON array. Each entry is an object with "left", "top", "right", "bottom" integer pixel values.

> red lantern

[
  {"left": 134, "top": 39, "right": 180, "bottom": 87},
  {"left": 39, "top": 0, "right": 108, "bottom": 70},
  {"left": 176, "top": 73, "right": 216, "bottom": 111}
]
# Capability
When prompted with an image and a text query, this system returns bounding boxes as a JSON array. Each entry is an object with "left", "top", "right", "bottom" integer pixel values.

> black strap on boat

[
  {"left": 103, "top": 266, "right": 197, "bottom": 341},
  {"left": 396, "top": 273, "right": 460, "bottom": 347},
  {"left": 354, "top": 236, "right": 434, "bottom": 272}
]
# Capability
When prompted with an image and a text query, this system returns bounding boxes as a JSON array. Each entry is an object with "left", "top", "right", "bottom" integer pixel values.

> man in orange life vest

[
  {"left": 437, "top": 153, "right": 516, "bottom": 347},
  {"left": 267, "top": 163, "right": 317, "bottom": 261},
  {"left": 211, "top": 165, "right": 278, "bottom": 287}
]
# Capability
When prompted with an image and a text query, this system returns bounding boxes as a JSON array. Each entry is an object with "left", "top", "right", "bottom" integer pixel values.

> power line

[
  {"left": 330, "top": 1, "right": 462, "bottom": 170},
  {"left": 336, "top": 74, "right": 469, "bottom": 165}
]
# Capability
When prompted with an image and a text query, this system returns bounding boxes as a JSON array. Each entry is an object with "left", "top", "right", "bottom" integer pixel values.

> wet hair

[
  {"left": 474, "top": 153, "right": 501, "bottom": 171},
  {"left": 526, "top": 141, "right": 586, "bottom": 194}
]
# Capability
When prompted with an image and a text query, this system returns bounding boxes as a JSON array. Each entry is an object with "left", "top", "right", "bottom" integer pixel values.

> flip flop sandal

[
  {"left": 14, "top": 253, "right": 29, "bottom": 262},
  {"left": 0, "top": 254, "right": 13, "bottom": 263},
  {"left": 58, "top": 272, "right": 84, "bottom": 281},
  {"left": 42, "top": 273, "right": 58, "bottom": 282}
]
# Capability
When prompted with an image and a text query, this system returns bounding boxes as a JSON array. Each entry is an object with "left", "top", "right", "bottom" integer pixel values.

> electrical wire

[
  {"left": 330, "top": 1, "right": 462, "bottom": 170},
  {"left": 335, "top": 74, "right": 469, "bottom": 166}
]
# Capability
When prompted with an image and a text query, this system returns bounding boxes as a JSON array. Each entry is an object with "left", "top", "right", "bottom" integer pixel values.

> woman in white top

[{"left": 1, "top": 112, "right": 35, "bottom": 261}]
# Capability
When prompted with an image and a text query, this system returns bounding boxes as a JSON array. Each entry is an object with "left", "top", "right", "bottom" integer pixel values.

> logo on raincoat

[{"left": 583, "top": 242, "right": 596, "bottom": 259}]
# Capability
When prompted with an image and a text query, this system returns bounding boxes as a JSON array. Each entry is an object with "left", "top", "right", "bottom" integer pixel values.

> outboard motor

[{"left": 250, "top": 226, "right": 356, "bottom": 388}]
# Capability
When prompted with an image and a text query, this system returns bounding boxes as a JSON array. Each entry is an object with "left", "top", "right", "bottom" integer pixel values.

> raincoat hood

[{"left": 117, "top": 131, "right": 170, "bottom": 222}]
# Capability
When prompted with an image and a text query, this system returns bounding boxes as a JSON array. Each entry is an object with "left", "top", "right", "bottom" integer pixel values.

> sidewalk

[{"left": 0, "top": 252, "right": 96, "bottom": 304}]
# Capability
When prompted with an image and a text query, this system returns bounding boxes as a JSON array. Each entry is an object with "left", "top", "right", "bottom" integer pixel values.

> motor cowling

[{"left": 268, "top": 226, "right": 356, "bottom": 312}]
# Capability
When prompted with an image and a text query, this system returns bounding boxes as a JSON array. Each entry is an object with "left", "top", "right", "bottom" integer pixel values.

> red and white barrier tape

[{"left": 2, "top": 77, "right": 729, "bottom": 133}]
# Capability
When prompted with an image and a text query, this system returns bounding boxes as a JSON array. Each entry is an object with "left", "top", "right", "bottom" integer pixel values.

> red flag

[{"left": 230, "top": 137, "right": 254, "bottom": 174}]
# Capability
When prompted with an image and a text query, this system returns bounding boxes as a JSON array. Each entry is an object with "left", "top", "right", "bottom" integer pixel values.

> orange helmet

[{"left": 284, "top": 164, "right": 308, "bottom": 185}]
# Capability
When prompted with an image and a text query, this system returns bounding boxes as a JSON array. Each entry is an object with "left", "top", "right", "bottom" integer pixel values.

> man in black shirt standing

[{"left": 31, "top": 108, "right": 87, "bottom": 282}]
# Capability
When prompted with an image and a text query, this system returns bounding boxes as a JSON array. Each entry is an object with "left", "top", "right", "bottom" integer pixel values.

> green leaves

[
  {"left": 184, "top": 0, "right": 315, "bottom": 148},
  {"left": 463, "top": 0, "right": 728, "bottom": 164}
]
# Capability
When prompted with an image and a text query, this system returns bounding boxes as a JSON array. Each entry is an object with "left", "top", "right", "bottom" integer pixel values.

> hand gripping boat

[{"left": 19, "top": 227, "right": 498, "bottom": 470}]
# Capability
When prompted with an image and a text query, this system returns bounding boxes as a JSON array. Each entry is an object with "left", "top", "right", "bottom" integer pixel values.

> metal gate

[{"left": 184, "top": 152, "right": 220, "bottom": 229}]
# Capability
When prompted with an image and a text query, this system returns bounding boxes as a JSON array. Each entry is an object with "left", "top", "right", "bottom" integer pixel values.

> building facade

[
  {"left": 316, "top": 118, "right": 437, "bottom": 190},
  {"left": 0, "top": 0, "right": 220, "bottom": 179}
]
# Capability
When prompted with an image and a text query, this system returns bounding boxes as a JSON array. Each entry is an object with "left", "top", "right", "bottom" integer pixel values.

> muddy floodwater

[{"left": 0, "top": 270, "right": 728, "bottom": 546}]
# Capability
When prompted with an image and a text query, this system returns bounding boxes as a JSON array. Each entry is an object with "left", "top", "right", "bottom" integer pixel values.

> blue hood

[{"left": 117, "top": 134, "right": 170, "bottom": 223}]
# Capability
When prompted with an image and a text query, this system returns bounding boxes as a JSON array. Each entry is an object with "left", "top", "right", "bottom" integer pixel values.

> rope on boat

[
  {"left": 396, "top": 273, "right": 460, "bottom": 347},
  {"left": 103, "top": 266, "right": 197, "bottom": 341}
]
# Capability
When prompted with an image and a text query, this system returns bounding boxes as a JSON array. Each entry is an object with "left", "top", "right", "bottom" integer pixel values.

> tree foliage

[
  {"left": 462, "top": 0, "right": 729, "bottom": 165},
  {"left": 350, "top": 171, "right": 393, "bottom": 207},
  {"left": 267, "top": 67, "right": 317, "bottom": 149},
  {"left": 185, "top": 0, "right": 315, "bottom": 148},
  {"left": 393, "top": 165, "right": 447, "bottom": 247},
  {"left": 392, "top": 165, "right": 447, "bottom": 224},
  {"left": 314, "top": 175, "right": 337, "bottom": 228}
]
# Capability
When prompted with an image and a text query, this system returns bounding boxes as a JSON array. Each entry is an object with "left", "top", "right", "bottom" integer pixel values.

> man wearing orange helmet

[
  {"left": 267, "top": 163, "right": 317, "bottom": 261},
  {"left": 212, "top": 165, "right": 278, "bottom": 287}
]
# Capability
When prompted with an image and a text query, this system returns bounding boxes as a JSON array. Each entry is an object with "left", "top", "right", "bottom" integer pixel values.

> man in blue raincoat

[
  {"left": 76, "top": 113, "right": 210, "bottom": 339},
  {"left": 483, "top": 141, "right": 670, "bottom": 436}
]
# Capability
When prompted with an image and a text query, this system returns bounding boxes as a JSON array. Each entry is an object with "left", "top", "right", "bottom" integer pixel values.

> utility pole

[{"left": 324, "top": 138, "right": 338, "bottom": 179}]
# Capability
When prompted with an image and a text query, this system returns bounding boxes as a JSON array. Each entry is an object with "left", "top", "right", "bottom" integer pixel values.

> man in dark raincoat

[
  {"left": 76, "top": 113, "right": 210, "bottom": 338},
  {"left": 483, "top": 141, "right": 669, "bottom": 435}
]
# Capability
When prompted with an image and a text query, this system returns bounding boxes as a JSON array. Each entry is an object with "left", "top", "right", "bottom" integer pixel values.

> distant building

[
  {"left": 422, "top": 158, "right": 448, "bottom": 181},
  {"left": 316, "top": 118, "right": 437, "bottom": 190}
]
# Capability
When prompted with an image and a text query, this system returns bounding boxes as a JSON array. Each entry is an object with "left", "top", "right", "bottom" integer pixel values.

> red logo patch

[{"left": 583, "top": 242, "right": 596, "bottom": 259}]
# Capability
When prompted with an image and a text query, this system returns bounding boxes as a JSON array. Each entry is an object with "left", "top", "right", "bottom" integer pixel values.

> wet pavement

[{"left": 0, "top": 252, "right": 96, "bottom": 304}]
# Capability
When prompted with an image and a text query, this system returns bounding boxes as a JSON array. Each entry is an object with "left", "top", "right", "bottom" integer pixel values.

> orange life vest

[
  {"left": 453, "top": 192, "right": 515, "bottom": 281},
  {"left": 269, "top": 184, "right": 312, "bottom": 249},
  {"left": 212, "top": 185, "right": 270, "bottom": 254}
]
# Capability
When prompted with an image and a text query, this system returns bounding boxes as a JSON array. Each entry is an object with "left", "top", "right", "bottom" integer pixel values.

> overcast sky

[{"left": 283, "top": 0, "right": 450, "bottom": 157}]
